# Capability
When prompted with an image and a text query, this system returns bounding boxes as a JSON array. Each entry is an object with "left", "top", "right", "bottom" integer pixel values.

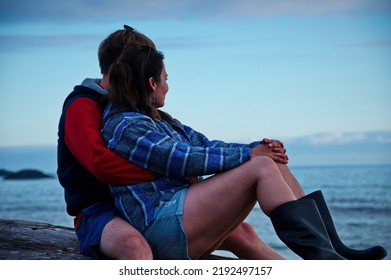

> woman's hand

[
  {"left": 262, "top": 138, "right": 284, "bottom": 149},
  {"left": 251, "top": 138, "right": 289, "bottom": 164}
]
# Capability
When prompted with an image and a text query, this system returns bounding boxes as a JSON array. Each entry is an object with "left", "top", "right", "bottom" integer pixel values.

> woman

[{"left": 102, "top": 46, "right": 386, "bottom": 260}]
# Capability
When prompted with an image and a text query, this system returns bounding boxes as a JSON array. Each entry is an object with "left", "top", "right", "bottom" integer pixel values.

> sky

[{"left": 0, "top": 0, "right": 390, "bottom": 165}]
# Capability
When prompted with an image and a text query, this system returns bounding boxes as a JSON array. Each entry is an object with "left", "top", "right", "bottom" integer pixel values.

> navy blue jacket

[{"left": 57, "top": 85, "right": 111, "bottom": 216}]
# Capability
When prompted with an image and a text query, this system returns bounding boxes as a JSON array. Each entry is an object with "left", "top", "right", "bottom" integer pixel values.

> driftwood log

[
  {"left": 0, "top": 219, "right": 89, "bottom": 260},
  {"left": 0, "top": 219, "right": 232, "bottom": 260}
]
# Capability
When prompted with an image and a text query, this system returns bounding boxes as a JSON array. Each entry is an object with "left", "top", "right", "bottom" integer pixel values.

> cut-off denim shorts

[{"left": 143, "top": 188, "right": 190, "bottom": 260}]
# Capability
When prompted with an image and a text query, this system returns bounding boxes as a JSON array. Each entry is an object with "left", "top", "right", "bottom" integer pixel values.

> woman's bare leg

[
  {"left": 276, "top": 163, "right": 305, "bottom": 199},
  {"left": 217, "top": 164, "right": 302, "bottom": 259},
  {"left": 263, "top": 138, "right": 305, "bottom": 199},
  {"left": 204, "top": 165, "right": 298, "bottom": 260},
  {"left": 218, "top": 222, "right": 285, "bottom": 259},
  {"left": 210, "top": 203, "right": 286, "bottom": 260},
  {"left": 183, "top": 156, "right": 297, "bottom": 259},
  {"left": 201, "top": 202, "right": 256, "bottom": 255}
]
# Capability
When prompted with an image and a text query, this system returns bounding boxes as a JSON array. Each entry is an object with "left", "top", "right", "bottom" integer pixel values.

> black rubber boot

[
  {"left": 270, "top": 199, "right": 345, "bottom": 260},
  {"left": 302, "top": 190, "right": 387, "bottom": 260}
]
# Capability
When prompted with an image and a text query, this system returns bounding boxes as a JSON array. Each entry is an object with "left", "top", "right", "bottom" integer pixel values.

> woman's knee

[{"left": 250, "top": 156, "right": 280, "bottom": 177}]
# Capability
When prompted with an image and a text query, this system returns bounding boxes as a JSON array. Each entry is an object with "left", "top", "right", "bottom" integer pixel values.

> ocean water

[
  {"left": 0, "top": 147, "right": 390, "bottom": 260},
  {"left": 243, "top": 164, "right": 391, "bottom": 260}
]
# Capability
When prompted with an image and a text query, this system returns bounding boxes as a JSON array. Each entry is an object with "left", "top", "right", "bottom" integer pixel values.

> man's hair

[{"left": 98, "top": 26, "right": 156, "bottom": 75}]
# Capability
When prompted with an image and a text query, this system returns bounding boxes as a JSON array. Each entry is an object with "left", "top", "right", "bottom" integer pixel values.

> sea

[{"left": 0, "top": 146, "right": 390, "bottom": 260}]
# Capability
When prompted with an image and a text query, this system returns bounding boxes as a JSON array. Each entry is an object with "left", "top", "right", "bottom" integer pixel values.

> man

[{"left": 57, "top": 25, "right": 284, "bottom": 260}]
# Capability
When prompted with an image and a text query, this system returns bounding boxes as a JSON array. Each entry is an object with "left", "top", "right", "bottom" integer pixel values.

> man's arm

[{"left": 64, "top": 97, "right": 156, "bottom": 185}]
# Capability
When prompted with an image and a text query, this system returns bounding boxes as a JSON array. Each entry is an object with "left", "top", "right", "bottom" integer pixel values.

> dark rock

[
  {"left": 1, "top": 169, "right": 54, "bottom": 180},
  {"left": 0, "top": 169, "right": 14, "bottom": 177}
]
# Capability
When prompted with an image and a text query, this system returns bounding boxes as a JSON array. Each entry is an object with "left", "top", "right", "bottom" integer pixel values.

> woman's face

[{"left": 153, "top": 63, "right": 169, "bottom": 108}]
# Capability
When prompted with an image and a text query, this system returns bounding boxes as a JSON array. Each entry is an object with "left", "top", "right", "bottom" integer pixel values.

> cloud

[
  {"left": 283, "top": 131, "right": 391, "bottom": 166},
  {"left": 1, "top": 0, "right": 390, "bottom": 24},
  {"left": 338, "top": 40, "right": 391, "bottom": 48},
  {"left": 0, "top": 32, "right": 230, "bottom": 53},
  {"left": 375, "top": 133, "right": 391, "bottom": 143},
  {"left": 288, "top": 131, "right": 391, "bottom": 146},
  {"left": 225, "top": 0, "right": 391, "bottom": 17},
  {"left": 0, "top": 34, "right": 100, "bottom": 52},
  {"left": 307, "top": 132, "right": 366, "bottom": 145}
]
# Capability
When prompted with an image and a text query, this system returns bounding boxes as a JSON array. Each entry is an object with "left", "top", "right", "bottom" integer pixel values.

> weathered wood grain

[{"left": 0, "top": 219, "right": 233, "bottom": 260}]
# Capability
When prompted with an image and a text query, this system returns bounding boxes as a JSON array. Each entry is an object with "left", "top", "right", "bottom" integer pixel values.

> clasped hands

[{"left": 251, "top": 138, "right": 289, "bottom": 164}]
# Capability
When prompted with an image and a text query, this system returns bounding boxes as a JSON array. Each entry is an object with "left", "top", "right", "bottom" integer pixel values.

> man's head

[{"left": 98, "top": 25, "right": 156, "bottom": 75}]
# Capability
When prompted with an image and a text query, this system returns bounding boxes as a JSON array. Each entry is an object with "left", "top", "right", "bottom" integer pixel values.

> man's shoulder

[
  {"left": 71, "top": 84, "right": 102, "bottom": 98},
  {"left": 62, "top": 85, "right": 103, "bottom": 110}
]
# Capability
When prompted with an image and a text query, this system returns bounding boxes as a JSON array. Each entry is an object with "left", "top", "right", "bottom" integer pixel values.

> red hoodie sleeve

[{"left": 64, "top": 97, "right": 157, "bottom": 185}]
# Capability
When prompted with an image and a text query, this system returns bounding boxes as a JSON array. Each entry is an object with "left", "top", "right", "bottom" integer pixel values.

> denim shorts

[
  {"left": 75, "top": 201, "right": 116, "bottom": 259},
  {"left": 143, "top": 188, "right": 189, "bottom": 260}
]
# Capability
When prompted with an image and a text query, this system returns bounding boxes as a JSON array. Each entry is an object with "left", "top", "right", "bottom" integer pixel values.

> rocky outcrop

[
  {"left": 0, "top": 169, "right": 54, "bottom": 180},
  {"left": 0, "top": 169, "right": 14, "bottom": 177}
]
